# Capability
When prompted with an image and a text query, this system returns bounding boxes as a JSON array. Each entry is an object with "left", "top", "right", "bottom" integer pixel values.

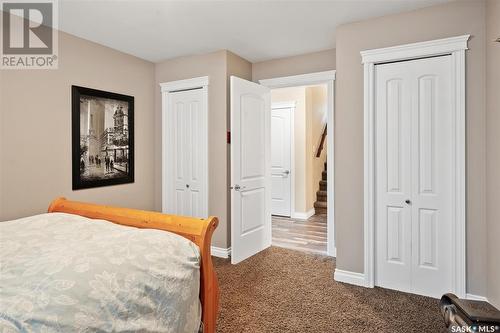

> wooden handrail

[{"left": 315, "top": 124, "right": 327, "bottom": 158}]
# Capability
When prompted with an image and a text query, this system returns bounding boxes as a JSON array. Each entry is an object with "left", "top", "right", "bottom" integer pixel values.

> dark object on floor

[
  {"left": 213, "top": 246, "right": 447, "bottom": 333},
  {"left": 440, "top": 293, "right": 500, "bottom": 332}
]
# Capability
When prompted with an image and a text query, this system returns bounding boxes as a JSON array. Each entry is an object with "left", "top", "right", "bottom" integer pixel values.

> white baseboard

[
  {"left": 334, "top": 269, "right": 367, "bottom": 287},
  {"left": 211, "top": 246, "right": 231, "bottom": 259},
  {"left": 334, "top": 269, "right": 487, "bottom": 300},
  {"left": 466, "top": 293, "right": 488, "bottom": 302},
  {"left": 292, "top": 209, "right": 315, "bottom": 220}
]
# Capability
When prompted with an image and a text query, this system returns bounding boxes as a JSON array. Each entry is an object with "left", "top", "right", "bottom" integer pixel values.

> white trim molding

[
  {"left": 211, "top": 246, "right": 231, "bottom": 259},
  {"left": 326, "top": 75, "right": 335, "bottom": 258},
  {"left": 260, "top": 70, "right": 336, "bottom": 258},
  {"left": 361, "top": 35, "right": 470, "bottom": 64},
  {"left": 362, "top": 35, "right": 469, "bottom": 297},
  {"left": 160, "top": 76, "right": 209, "bottom": 219},
  {"left": 292, "top": 209, "right": 315, "bottom": 220},
  {"left": 272, "top": 101, "right": 296, "bottom": 110},
  {"left": 334, "top": 269, "right": 366, "bottom": 287},
  {"left": 466, "top": 294, "right": 489, "bottom": 302},
  {"left": 259, "top": 70, "right": 336, "bottom": 89},
  {"left": 160, "top": 76, "right": 209, "bottom": 92}
]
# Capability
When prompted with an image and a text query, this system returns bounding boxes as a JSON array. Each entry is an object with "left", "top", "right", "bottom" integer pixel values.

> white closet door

[
  {"left": 168, "top": 88, "right": 206, "bottom": 218},
  {"left": 409, "top": 56, "right": 453, "bottom": 297},
  {"left": 375, "top": 56, "right": 453, "bottom": 298},
  {"left": 271, "top": 107, "right": 292, "bottom": 217},
  {"left": 375, "top": 61, "right": 413, "bottom": 291}
]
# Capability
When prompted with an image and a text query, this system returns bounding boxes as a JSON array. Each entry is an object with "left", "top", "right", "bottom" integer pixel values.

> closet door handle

[
  {"left": 231, "top": 184, "right": 246, "bottom": 191},
  {"left": 405, "top": 199, "right": 411, "bottom": 205}
]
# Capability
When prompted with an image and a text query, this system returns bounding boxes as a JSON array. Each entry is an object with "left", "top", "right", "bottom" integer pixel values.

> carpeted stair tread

[
  {"left": 314, "top": 201, "right": 327, "bottom": 209},
  {"left": 316, "top": 190, "right": 327, "bottom": 197}
]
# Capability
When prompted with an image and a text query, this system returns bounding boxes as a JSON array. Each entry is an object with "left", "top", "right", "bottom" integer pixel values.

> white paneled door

[
  {"left": 165, "top": 87, "right": 207, "bottom": 218},
  {"left": 271, "top": 107, "right": 292, "bottom": 217},
  {"left": 230, "top": 76, "right": 271, "bottom": 264},
  {"left": 375, "top": 56, "right": 453, "bottom": 298}
]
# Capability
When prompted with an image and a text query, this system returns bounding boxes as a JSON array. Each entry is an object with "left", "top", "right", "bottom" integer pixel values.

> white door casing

[
  {"left": 259, "top": 70, "right": 336, "bottom": 257},
  {"left": 160, "top": 76, "right": 209, "bottom": 219},
  {"left": 271, "top": 104, "right": 293, "bottom": 217},
  {"left": 361, "top": 35, "right": 469, "bottom": 297},
  {"left": 230, "top": 76, "right": 271, "bottom": 264},
  {"left": 375, "top": 56, "right": 453, "bottom": 298}
]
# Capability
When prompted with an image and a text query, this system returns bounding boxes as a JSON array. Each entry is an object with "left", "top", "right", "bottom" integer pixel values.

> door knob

[
  {"left": 186, "top": 184, "right": 190, "bottom": 188},
  {"left": 283, "top": 170, "right": 290, "bottom": 175},
  {"left": 405, "top": 199, "right": 411, "bottom": 205},
  {"left": 231, "top": 184, "right": 246, "bottom": 191}
]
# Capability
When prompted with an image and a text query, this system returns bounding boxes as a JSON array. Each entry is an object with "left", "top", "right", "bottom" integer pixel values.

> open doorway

[
  {"left": 260, "top": 70, "right": 335, "bottom": 257},
  {"left": 229, "top": 71, "right": 335, "bottom": 264},
  {"left": 270, "top": 84, "right": 328, "bottom": 255}
]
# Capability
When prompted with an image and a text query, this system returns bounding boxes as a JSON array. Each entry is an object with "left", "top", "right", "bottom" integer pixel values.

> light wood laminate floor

[{"left": 272, "top": 214, "right": 327, "bottom": 254}]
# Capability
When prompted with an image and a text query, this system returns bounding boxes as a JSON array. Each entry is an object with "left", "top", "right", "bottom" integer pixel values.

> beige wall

[
  {"left": 0, "top": 30, "right": 156, "bottom": 221},
  {"left": 335, "top": 0, "right": 487, "bottom": 296},
  {"left": 0, "top": 28, "right": 249, "bottom": 250},
  {"left": 154, "top": 50, "right": 251, "bottom": 248},
  {"left": 486, "top": 0, "right": 500, "bottom": 308},
  {"left": 252, "top": 49, "right": 336, "bottom": 82},
  {"left": 306, "top": 85, "right": 328, "bottom": 210},
  {"left": 155, "top": 48, "right": 333, "bottom": 247},
  {"left": 271, "top": 87, "right": 308, "bottom": 214},
  {"left": 154, "top": 50, "right": 229, "bottom": 248},
  {"left": 227, "top": 51, "right": 253, "bottom": 82}
]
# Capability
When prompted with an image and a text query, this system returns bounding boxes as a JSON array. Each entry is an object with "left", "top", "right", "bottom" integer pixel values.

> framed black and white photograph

[{"left": 72, "top": 86, "right": 134, "bottom": 190}]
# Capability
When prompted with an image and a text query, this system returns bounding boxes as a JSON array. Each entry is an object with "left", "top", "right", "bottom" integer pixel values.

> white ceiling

[{"left": 59, "top": 0, "right": 453, "bottom": 63}]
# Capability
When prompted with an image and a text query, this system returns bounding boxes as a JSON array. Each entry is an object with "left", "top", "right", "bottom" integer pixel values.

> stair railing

[{"left": 315, "top": 121, "right": 327, "bottom": 158}]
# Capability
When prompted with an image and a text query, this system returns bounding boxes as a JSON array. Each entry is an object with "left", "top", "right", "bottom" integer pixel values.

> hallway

[{"left": 271, "top": 214, "right": 327, "bottom": 254}]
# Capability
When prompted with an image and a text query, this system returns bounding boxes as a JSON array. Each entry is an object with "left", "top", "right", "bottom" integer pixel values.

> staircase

[{"left": 314, "top": 161, "right": 328, "bottom": 215}]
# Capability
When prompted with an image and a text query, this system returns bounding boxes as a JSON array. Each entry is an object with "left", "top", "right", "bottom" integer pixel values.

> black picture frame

[{"left": 71, "top": 85, "right": 134, "bottom": 190}]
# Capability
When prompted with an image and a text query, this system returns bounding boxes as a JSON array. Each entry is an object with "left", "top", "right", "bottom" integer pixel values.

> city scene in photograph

[{"left": 79, "top": 95, "right": 130, "bottom": 181}]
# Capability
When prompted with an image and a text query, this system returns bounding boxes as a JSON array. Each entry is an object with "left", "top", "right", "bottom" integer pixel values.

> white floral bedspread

[{"left": 0, "top": 212, "right": 201, "bottom": 333}]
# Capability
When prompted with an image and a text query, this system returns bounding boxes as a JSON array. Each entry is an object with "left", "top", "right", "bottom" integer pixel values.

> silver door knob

[
  {"left": 405, "top": 199, "right": 411, "bottom": 205},
  {"left": 231, "top": 184, "right": 246, "bottom": 191},
  {"left": 283, "top": 170, "right": 290, "bottom": 175}
]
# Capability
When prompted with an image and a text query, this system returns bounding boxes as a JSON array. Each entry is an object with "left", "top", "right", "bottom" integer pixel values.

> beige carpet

[{"left": 213, "top": 247, "right": 447, "bottom": 333}]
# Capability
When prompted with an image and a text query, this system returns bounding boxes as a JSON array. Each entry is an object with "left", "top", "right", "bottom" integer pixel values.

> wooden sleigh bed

[{"left": 47, "top": 197, "right": 220, "bottom": 333}]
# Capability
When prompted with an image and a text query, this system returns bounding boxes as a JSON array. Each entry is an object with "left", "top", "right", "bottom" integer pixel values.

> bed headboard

[{"left": 48, "top": 197, "right": 219, "bottom": 333}]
